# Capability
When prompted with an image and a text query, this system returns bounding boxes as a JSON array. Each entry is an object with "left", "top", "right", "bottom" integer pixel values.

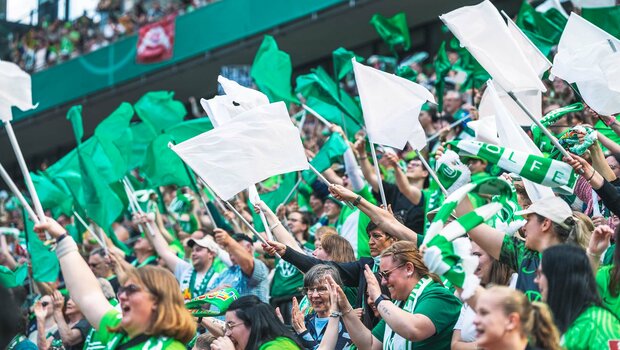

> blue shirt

[{"left": 211, "top": 258, "right": 269, "bottom": 302}]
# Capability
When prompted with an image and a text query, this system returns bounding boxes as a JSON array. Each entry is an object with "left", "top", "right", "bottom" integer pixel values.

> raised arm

[
  {"left": 454, "top": 197, "right": 504, "bottom": 260},
  {"left": 51, "top": 291, "right": 84, "bottom": 347},
  {"left": 143, "top": 213, "right": 182, "bottom": 272},
  {"left": 329, "top": 184, "right": 418, "bottom": 244},
  {"left": 385, "top": 153, "right": 422, "bottom": 205},
  {"left": 34, "top": 218, "right": 113, "bottom": 330},
  {"left": 354, "top": 138, "right": 380, "bottom": 192},
  {"left": 214, "top": 229, "right": 254, "bottom": 276},
  {"left": 254, "top": 202, "right": 302, "bottom": 253}
]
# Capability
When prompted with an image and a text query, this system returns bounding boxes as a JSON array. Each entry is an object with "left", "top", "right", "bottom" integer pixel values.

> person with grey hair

[{"left": 291, "top": 264, "right": 353, "bottom": 350}]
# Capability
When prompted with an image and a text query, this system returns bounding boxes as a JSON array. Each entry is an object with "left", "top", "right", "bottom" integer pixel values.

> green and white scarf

[
  {"left": 383, "top": 276, "right": 433, "bottom": 350},
  {"left": 422, "top": 177, "right": 513, "bottom": 299},
  {"left": 448, "top": 140, "right": 577, "bottom": 194},
  {"left": 435, "top": 149, "right": 471, "bottom": 195}
]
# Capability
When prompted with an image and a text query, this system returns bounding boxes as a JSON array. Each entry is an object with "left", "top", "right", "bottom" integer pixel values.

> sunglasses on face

[
  {"left": 378, "top": 264, "right": 405, "bottom": 280},
  {"left": 117, "top": 284, "right": 142, "bottom": 298}
]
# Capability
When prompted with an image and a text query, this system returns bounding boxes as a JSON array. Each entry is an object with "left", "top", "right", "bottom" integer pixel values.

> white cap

[
  {"left": 187, "top": 237, "right": 219, "bottom": 253},
  {"left": 514, "top": 196, "right": 572, "bottom": 228}
]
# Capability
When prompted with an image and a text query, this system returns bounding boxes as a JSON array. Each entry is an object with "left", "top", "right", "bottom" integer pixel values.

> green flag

[
  {"left": 434, "top": 42, "right": 452, "bottom": 114},
  {"left": 450, "top": 38, "right": 490, "bottom": 91},
  {"left": 251, "top": 35, "right": 299, "bottom": 105},
  {"left": 24, "top": 207, "right": 60, "bottom": 283},
  {"left": 520, "top": 28, "right": 555, "bottom": 58},
  {"left": 582, "top": 6, "right": 620, "bottom": 40},
  {"left": 304, "top": 97, "right": 361, "bottom": 140},
  {"left": 369, "top": 12, "right": 411, "bottom": 51},
  {"left": 332, "top": 47, "right": 364, "bottom": 81},
  {"left": 67, "top": 105, "right": 84, "bottom": 145},
  {"left": 302, "top": 132, "right": 349, "bottom": 183},
  {"left": 165, "top": 118, "right": 214, "bottom": 142},
  {"left": 251, "top": 172, "right": 298, "bottom": 232},
  {"left": 142, "top": 133, "right": 193, "bottom": 187},
  {"left": 134, "top": 91, "right": 187, "bottom": 134},
  {"left": 395, "top": 66, "right": 418, "bottom": 82},
  {"left": 94, "top": 102, "right": 134, "bottom": 176},
  {"left": 128, "top": 122, "right": 158, "bottom": 169},
  {"left": 516, "top": 0, "right": 564, "bottom": 45},
  {"left": 0, "top": 264, "right": 28, "bottom": 288},
  {"left": 31, "top": 171, "right": 74, "bottom": 217}
]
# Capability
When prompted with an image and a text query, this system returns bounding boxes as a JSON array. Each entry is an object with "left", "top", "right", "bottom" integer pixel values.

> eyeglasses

[
  {"left": 117, "top": 284, "right": 142, "bottom": 298},
  {"left": 41, "top": 301, "right": 50, "bottom": 307},
  {"left": 303, "top": 286, "right": 329, "bottom": 296},
  {"left": 378, "top": 264, "right": 405, "bottom": 280},
  {"left": 224, "top": 321, "right": 244, "bottom": 333}
]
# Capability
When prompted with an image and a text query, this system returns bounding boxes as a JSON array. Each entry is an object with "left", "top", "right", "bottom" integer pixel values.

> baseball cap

[
  {"left": 187, "top": 237, "right": 219, "bottom": 253},
  {"left": 514, "top": 196, "right": 572, "bottom": 228}
]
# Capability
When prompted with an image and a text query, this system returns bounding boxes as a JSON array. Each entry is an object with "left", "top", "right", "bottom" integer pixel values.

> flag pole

[
  {"left": 280, "top": 177, "right": 303, "bottom": 207},
  {"left": 416, "top": 150, "right": 448, "bottom": 196},
  {"left": 308, "top": 164, "right": 354, "bottom": 209},
  {"left": 122, "top": 178, "right": 157, "bottom": 236},
  {"left": 197, "top": 177, "right": 243, "bottom": 233},
  {"left": 3, "top": 121, "right": 47, "bottom": 230},
  {"left": 369, "top": 143, "right": 388, "bottom": 208},
  {"left": 427, "top": 115, "right": 471, "bottom": 143},
  {"left": 301, "top": 104, "right": 334, "bottom": 128},
  {"left": 0, "top": 161, "right": 39, "bottom": 224},
  {"left": 252, "top": 185, "right": 274, "bottom": 241},
  {"left": 73, "top": 211, "right": 107, "bottom": 255}
]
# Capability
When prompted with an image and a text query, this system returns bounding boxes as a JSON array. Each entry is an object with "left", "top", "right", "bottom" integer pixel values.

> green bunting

[
  {"left": 369, "top": 12, "right": 411, "bottom": 51},
  {"left": 251, "top": 35, "right": 299, "bottom": 105}
]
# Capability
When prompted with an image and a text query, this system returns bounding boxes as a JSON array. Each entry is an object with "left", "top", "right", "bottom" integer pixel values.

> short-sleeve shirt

[
  {"left": 596, "top": 265, "right": 620, "bottom": 320},
  {"left": 562, "top": 306, "right": 620, "bottom": 350},
  {"left": 52, "top": 319, "right": 90, "bottom": 350},
  {"left": 211, "top": 258, "right": 270, "bottom": 302},
  {"left": 372, "top": 182, "right": 425, "bottom": 234},
  {"left": 173, "top": 259, "right": 222, "bottom": 298},
  {"left": 371, "top": 281, "right": 461, "bottom": 349},
  {"left": 499, "top": 235, "right": 542, "bottom": 301},
  {"left": 95, "top": 309, "right": 186, "bottom": 349}
]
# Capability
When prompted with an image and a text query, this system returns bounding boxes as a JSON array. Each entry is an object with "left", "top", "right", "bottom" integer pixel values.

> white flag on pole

[
  {"left": 504, "top": 13, "right": 552, "bottom": 78},
  {"left": 352, "top": 60, "right": 435, "bottom": 150},
  {"left": 467, "top": 116, "right": 499, "bottom": 145},
  {"left": 171, "top": 102, "right": 308, "bottom": 200},
  {"left": 483, "top": 81, "right": 554, "bottom": 200},
  {"left": 0, "top": 60, "right": 38, "bottom": 121},
  {"left": 200, "top": 76, "right": 269, "bottom": 127},
  {"left": 440, "top": 0, "right": 546, "bottom": 93},
  {"left": 551, "top": 13, "right": 620, "bottom": 116}
]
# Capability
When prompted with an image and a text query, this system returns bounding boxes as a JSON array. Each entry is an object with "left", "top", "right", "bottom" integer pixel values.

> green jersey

[
  {"left": 562, "top": 306, "right": 620, "bottom": 350},
  {"left": 596, "top": 265, "right": 620, "bottom": 320},
  {"left": 94, "top": 310, "right": 186, "bottom": 349},
  {"left": 371, "top": 277, "right": 461, "bottom": 349},
  {"left": 258, "top": 337, "right": 301, "bottom": 349},
  {"left": 336, "top": 185, "right": 375, "bottom": 258},
  {"left": 270, "top": 258, "right": 304, "bottom": 299}
]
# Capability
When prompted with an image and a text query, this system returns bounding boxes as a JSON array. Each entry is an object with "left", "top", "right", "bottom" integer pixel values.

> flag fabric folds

[
  {"left": 352, "top": 60, "right": 435, "bottom": 150},
  {"left": 440, "top": 0, "right": 546, "bottom": 93},
  {"left": 171, "top": 102, "right": 308, "bottom": 200},
  {"left": 333, "top": 47, "right": 364, "bottom": 81},
  {"left": 551, "top": 13, "right": 620, "bottom": 116},
  {"left": 135, "top": 91, "right": 186, "bottom": 134},
  {"left": 251, "top": 36, "right": 299, "bottom": 105},
  {"left": 582, "top": 6, "right": 620, "bottom": 39},
  {"left": 302, "top": 132, "right": 349, "bottom": 183},
  {"left": 0, "top": 60, "right": 38, "bottom": 121},
  {"left": 369, "top": 12, "right": 412, "bottom": 51}
]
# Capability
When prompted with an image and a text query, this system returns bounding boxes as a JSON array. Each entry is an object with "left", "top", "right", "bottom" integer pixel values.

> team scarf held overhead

[
  {"left": 447, "top": 140, "right": 578, "bottom": 195},
  {"left": 422, "top": 177, "right": 514, "bottom": 300}
]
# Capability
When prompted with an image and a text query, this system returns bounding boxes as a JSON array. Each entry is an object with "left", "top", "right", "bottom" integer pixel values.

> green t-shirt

[
  {"left": 270, "top": 258, "right": 304, "bottom": 299},
  {"left": 499, "top": 235, "right": 542, "bottom": 301},
  {"left": 258, "top": 336, "right": 301, "bottom": 349},
  {"left": 95, "top": 310, "right": 186, "bottom": 349},
  {"left": 596, "top": 265, "right": 620, "bottom": 320},
  {"left": 562, "top": 306, "right": 620, "bottom": 350},
  {"left": 371, "top": 279, "right": 461, "bottom": 349}
]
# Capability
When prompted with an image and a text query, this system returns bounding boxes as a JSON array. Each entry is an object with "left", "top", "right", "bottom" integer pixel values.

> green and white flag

[{"left": 448, "top": 139, "right": 577, "bottom": 194}]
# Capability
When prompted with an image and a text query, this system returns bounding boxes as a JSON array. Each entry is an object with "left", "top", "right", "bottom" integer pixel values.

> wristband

[
  {"left": 352, "top": 195, "right": 362, "bottom": 207},
  {"left": 55, "top": 236, "right": 78, "bottom": 259},
  {"left": 56, "top": 233, "right": 68, "bottom": 243},
  {"left": 603, "top": 115, "right": 617, "bottom": 127},
  {"left": 586, "top": 170, "right": 596, "bottom": 182},
  {"left": 358, "top": 156, "right": 368, "bottom": 161},
  {"left": 586, "top": 249, "right": 601, "bottom": 258},
  {"left": 329, "top": 311, "right": 342, "bottom": 318},
  {"left": 374, "top": 294, "right": 390, "bottom": 308}
]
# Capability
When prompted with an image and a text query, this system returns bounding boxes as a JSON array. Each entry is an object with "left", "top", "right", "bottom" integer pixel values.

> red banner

[{"left": 136, "top": 15, "right": 175, "bottom": 64}]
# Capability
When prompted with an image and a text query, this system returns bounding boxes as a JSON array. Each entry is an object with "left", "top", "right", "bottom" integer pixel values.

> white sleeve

[
  {"left": 173, "top": 259, "right": 192, "bottom": 282},
  {"left": 343, "top": 148, "right": 365, "bottom": 192}
]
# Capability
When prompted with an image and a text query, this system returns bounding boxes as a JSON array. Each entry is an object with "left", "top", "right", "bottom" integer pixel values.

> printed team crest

[
  {"left": 185, "top": 287, "right": 240, "bottom": 317},
  {"left": 137, "top": 15, "right": 175, "bottom": 64}
]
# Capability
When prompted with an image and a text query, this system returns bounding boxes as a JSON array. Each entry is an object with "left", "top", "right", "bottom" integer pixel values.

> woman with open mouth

[{"left": 34, "top": 216, "right": 196, "bottom": 349}]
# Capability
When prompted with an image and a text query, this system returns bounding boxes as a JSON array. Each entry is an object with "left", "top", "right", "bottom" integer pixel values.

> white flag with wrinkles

[
  {"left": 0, "top": 60, "right": 38, "bottom": 121},
  {"left": 440, "top": 0, "right": 546, "bottom": 93},
  {"left": 483, "top": 81, "right": 554, "bottom": 200},
  {"left": 551, "top": 13, "right": 620, "bottom": 116},
  {"left": 352, "top": 59, "right": 435, "bottom": 151},
  {"left": 171, "top": 102, "right": 308, "bottom": 200},
  {"left": 200, "top": 76, "right": 269, "bottom": 127},
  {"left": 504, "top": 14, "right": 552, "bottom": 78}
]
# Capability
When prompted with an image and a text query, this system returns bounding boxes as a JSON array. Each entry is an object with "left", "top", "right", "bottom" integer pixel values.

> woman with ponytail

[{"left": 473, "top": 286, "right": 561, "bottom": 350}]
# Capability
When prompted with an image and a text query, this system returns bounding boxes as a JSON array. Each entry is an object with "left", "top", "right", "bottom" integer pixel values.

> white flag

[
  {"left": 535, "top": 0, "right": 568, "bottom": 18},
  {"left": 571, "top": 0, "right": 615, "bottom": 8},
  {"left": 171, "top": 102, "right": 308, "bottom": 199},
  {"left": 440, "top": 0, "right": 546, "bottom": 93},
  {"left": 352, "top": 60, "right": 434, "bottom": 150},
  {"left": 551, "top": 13, "right": 620, "bottom": 116},
  {"left": 200, "top": 76, "right": 269, "bottom": 127},
  {"left": 484, "top": 81, "right": 554, "bottom": 200},
  {"left": 467, "top": 116, "right": 499, "bottom": 145},
  {"left": 0, "top": 60, "right": 38, "bottom": 121},
  {"left": 504, "top": 14, "right": 552, "bottom": 78}
]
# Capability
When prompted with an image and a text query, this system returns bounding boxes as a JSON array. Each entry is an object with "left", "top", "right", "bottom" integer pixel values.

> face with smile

[
  {"left": 368, "top": 229, "right": 393, "bottom": 257},
  {"left": 190, "top": 245, "right": 214, "bottom": 271},
  {"left": 305, "top": 284, "right": 330, "bottom": 317},
  {"left": 473, "top": 291, "right": 518, "bottom": 348},
  {"left": 405, "top": 159, "right": 427, "bottom": 180},
  {"left": 323, "top": 200, "right": 342, "bottom": 221},
  {"left": 379, "top": 255, "right": 412, "bottom": 301},
  {"left": 224, "top": 310, "right": 250, "bottom": 350},
  {"left": 287, "top": 212, "right": 308, "bottom": 236},
  {"left": 117, "top": 279, "right": 158, "bottom": 336}
]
